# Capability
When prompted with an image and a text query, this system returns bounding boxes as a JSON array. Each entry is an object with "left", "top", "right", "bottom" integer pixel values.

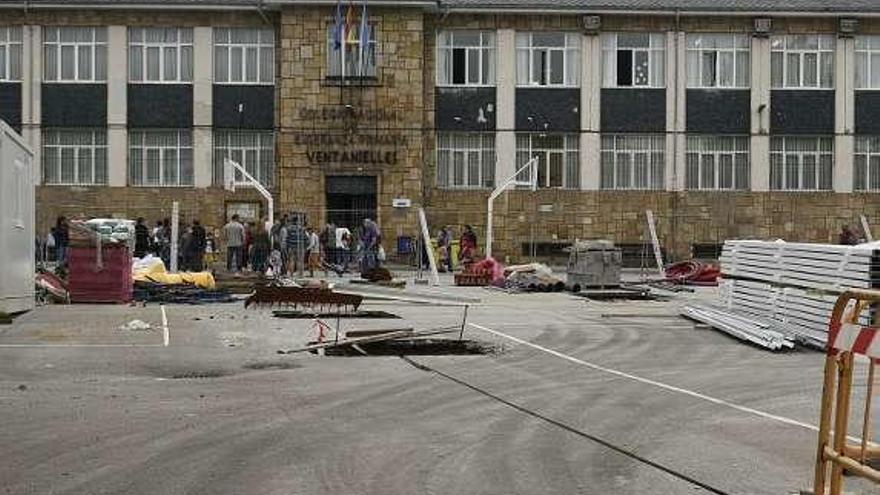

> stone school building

[{"left": 3, "top": 0, "right": 880, "bottom": 260}]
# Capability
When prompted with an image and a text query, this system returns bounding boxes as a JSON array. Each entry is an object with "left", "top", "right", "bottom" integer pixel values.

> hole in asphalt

[
  {"left": 272, "top": 310, "right": 401, "bottom": 319},
  {"left": 320, "top": 338, "right": 497, "bottom": 357},
  {"left": 168, "top": 370, "right": 232, "bottom": 379},
  {"left": 242, "top": 361, "right": 302, "bottom": 370}
]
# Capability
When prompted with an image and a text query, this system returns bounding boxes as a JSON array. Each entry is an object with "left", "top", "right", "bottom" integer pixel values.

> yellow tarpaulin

[{"left": 132, "top": 259, "right": 216, "bottom": 289}]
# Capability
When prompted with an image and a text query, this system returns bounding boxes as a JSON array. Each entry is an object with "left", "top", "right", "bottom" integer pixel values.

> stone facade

[
  {"left": 18, "top": 7, "right": 880, "bottom": 261},
  {"left": 276, "top": 6, "right": 425, "bottom": 243}
]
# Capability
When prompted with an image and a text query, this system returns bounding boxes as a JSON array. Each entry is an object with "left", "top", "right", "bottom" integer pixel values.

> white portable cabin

[{"left": 0, "top": 120, "right": 35, "bottom": 314}]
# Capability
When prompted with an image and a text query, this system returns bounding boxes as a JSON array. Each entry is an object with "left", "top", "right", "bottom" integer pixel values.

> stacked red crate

[{"left": 68, "top": 245, "right": 133, "bottom": 303}]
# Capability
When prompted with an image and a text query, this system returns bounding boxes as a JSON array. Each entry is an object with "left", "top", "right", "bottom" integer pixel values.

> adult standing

[
  {"left": 359, "top": 218, "right": 379, "bottom": 273},
  {"left": 305, "top": 226, "right": 322, "bottom": 277},
  {"left": 459, "top": 224, "right": 478, "bottom": 265},
  {"left": 285, "top": 217, "right": 308, "bottom": 276},
  {"left": 335, "top": 224, "right": 352, "bottom": 271},
  {"left": 222, "top": 214, "right": 245, "bottom": 273},
  {"left": 437, "top": 226, "right": 453, "bottom": 272},
  {"left": 250, "top": 223, "right": 270, "bottom": 274},
  {"left": 178, "top": 222, "right": 193, "bottom": 271},
  {"left": 134, "top": 217, "right": 150, "bottom": 259},
  {"left": 54, "top": 216, "right": 70, "bottom": 267},
  {"left": 190, "top": 220, "right": 207, "bottom": 271}
]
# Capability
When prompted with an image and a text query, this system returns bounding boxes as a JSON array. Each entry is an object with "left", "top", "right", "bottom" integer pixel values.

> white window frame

[
  {"left": 600, "top": 134, "right": 665, "bottom": 190},
  {"left": 214, "top": 27, "right": 274, "bottom": 85},
  {"left": 515, "top": 133, "right": 579, "bottom": 189},
  {"left": 213, "top": 130, "right": 275, "bottom": 188},
  {"left": 770, "top": 34, "right": 835, "bottom": 89},
  {"left": 516, "top": 32, "right": 580, "bottom": 87},
  {"left": 0, "top": 26, "right": 23, "bottom": 82},
  {"left": 43, "top": 26, "right": 107, "bottom": 83},
  {"left": 436, "top": 133, "right": 495, "bottom": 189},
  {"left": 770, "top": 136, "right": 833, "bottom": 191},
  {"left": 685, "top": 135, "right": 750, "bottom": 190},
  {"left": 129, "top": 27, "right": 193, "bottom": 83},
  {"left": 437, "top": 30, "right": 495, "bottom": 87},
  {"left": 686, "top": 33, "right": 750, "bottom": 89},
  {"left": 602, "top": 32, "right": 666, "bottom": 88},
  {"left": 326, "top": 22, "right": 377, "bottom": 80},
  {"left": 42, "top": 128, "right": 108, "bottom": 185},
  {"left": 854, "top": 136, "right": 880, "bottom": 191},
  {"left": 128, "top": 129, "right": 193, "bottom": 187},
  {"left": 855, "top": 36, "right": 880, "bottom": 90}
]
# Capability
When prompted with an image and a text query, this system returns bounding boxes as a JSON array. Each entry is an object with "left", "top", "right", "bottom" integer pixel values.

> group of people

[
  {"left": 434, "top": 224, "right": 478, "bottom": 272},
  {"left": 40, "top": 213, "right": 481, "bottom": 279},
  {"left": 134, "top": 217, "right": 210, "bottom": 272},
  {"left": 260, "top": 216, "right": 381, "bottom": 278}
]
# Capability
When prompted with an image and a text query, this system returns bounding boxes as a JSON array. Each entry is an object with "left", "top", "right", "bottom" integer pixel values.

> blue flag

[
  {"left": 358, "top": 0, "right": 369, "bottom": 75},
  {"left": 332, "top": 0, "right": 344, "bottom": 51}
]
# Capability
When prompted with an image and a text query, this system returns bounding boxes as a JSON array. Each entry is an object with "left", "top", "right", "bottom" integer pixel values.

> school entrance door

[{"left": 325, "top": 175, "right": 377, "bottom": 231}]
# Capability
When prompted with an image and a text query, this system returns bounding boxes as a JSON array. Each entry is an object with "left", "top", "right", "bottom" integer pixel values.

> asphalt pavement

[{"left": 1, "top": 278, "right": 877, "bottom": 495}]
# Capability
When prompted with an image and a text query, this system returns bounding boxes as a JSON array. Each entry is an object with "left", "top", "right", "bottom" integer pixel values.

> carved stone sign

[{"left": 295, "top": 105, "right": 403, "bottom": 166}]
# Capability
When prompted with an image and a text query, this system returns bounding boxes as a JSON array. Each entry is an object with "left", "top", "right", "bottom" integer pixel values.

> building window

[
  {"left": 213, "top": 130, "right": 274, "bottom": 187},
  {"left": 600, "top": 134, "right": 665, "bottom": 190},
  {"left": 515, "top": 32, "right": 580, "bottom": 87},
  {"left": 515, "top": 134, "right": 579, "bottom": 189},
  {"left": 685, "top": 136, "right": 749, "bottom": 190},
  {"left": 42, "top": 129, "right": 107, "bottom": 185},
  {"left": 44, "top": 27, "right": 107, "bottom": 82},
  {"left": 771, "top": 35, "right": 834, "bottom": 89},
  {"left": 0, "top": 26, "right": 23, "bottom": 82},
  {"left": 326, "top": 23, "right": 376, "bottom": 79},
  {"left": 770, "top": 136, "right": 833, "bottom": 191},
  {"left": 214, "top": 27, "right": 274, "bottom": 84},
  {"left": 602, "top": 33, "right": 665, "bottom": 88},
  {"left": 129, "top": 130, "right": 193, "bottom": 187},
  {"left": 436, "top": 133, "right": 495, "bottom": 188},
  {"left": 686, "top": 34, "right": 749, "bottom": 89},
  {"left": 856, "top": 36, "right": 880, "bottom": 89},
  {"left": 129, "top": 28, "right": 193, "bottom": 83},
  {"left": 855, "top": 136, "right": 880, "bottom": 191},
  {"left": 437, "top": 31, "right": 495, "bottom": 86}
]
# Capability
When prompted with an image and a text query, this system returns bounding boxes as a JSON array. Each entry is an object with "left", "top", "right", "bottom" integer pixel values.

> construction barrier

[{"left": 814, "top": 289, "right": 880, "bottom": 495}]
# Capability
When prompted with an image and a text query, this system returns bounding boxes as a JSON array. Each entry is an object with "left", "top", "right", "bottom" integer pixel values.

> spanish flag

[{"left": 345, "top": 1, "right": 357, "bottom": 44}]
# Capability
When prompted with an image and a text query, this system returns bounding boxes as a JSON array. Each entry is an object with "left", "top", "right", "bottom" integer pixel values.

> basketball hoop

[{"left": 223, "top": 158, "right": 236, "bottom": 192}]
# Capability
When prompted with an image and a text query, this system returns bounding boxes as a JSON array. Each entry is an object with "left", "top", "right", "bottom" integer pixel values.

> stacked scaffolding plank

[{"left": 683, "top": 240, "right": 880, "bottom": 350}]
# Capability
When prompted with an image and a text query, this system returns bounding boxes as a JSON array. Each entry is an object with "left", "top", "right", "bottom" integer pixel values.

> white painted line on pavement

[
  {"left": 161, "top": 304, "right": 170, "bottom": 347},
  {"left": 0, "top": 344, "right": 165, "bottom": 348},
  {"left": 469, "top": 322, "right": 857, "bottom": 439}
]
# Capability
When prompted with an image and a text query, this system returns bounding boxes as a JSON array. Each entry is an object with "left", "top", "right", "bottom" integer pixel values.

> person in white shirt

[{"left": 335, "top": 225, "right": 352, "bottom": 270}]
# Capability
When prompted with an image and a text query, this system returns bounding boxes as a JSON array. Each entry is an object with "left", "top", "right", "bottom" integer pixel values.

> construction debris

[
  {"left": 272, "top": 309, "right": 400, "bottom": 319},
  {"left": 503, "top": 263, "right": 565, "bottom": 292},
  {"left": 566, "top": 240, "right": 622, "bottom": 291},
  {"left": 455, "top": 257, "right": 504, "bottom": 286},
  {"left": 245, "top": 286, "right": 363, "bottom": 313},
  {"left": 133, "top": 281, "right": 236, "bottom": 305},
  {"left": 681, "top": 305, "right": 794, "bottom": 351},
  {"left": 681, "top": 239, "right": 879, "bottom": 350},
  {"left": 664, "top": 260, "right": 720, "bottom": 286},
  {"left": 118, "top": 319, "right": 152, "bottom": 331}
]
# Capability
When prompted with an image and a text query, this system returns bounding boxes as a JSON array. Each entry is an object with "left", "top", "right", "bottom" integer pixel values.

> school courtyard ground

[{"left": 0, "top": 273, "right": 877, "bottom": 495}]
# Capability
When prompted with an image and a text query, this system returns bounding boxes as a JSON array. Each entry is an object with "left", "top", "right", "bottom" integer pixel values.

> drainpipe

[{"left": 671, "top": 10, "right": 680, "bottom": 262}]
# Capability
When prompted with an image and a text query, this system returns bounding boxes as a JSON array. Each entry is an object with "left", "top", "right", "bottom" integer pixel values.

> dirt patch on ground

[{"left": 323, "top": 338, "right": 498, "bottom": 357}]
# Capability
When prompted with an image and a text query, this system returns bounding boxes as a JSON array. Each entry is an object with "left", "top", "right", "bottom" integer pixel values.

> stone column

[
  {"left": 750, "top": 35, "right": 771, "bottom": 191},
  {"left": 495, "top": 28, "right": 516, "bottom": 183},
  {"left": 580, "top": 33, "right": 601, "bottom": 190},
  {"left": 193, "top": 26, "right": 214, "bottom": 188},
  {"left": 107, "top": 25, "right": 127, "bottom": 187},
  {"left": 21, "top": 25, "right": 41, "bottom": 183},
  {"left": 834, "top": 36, "right": 855, "bottom": 193},
  {"left": 666, "top": 31, "right": 686, "bottom": 191}
]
